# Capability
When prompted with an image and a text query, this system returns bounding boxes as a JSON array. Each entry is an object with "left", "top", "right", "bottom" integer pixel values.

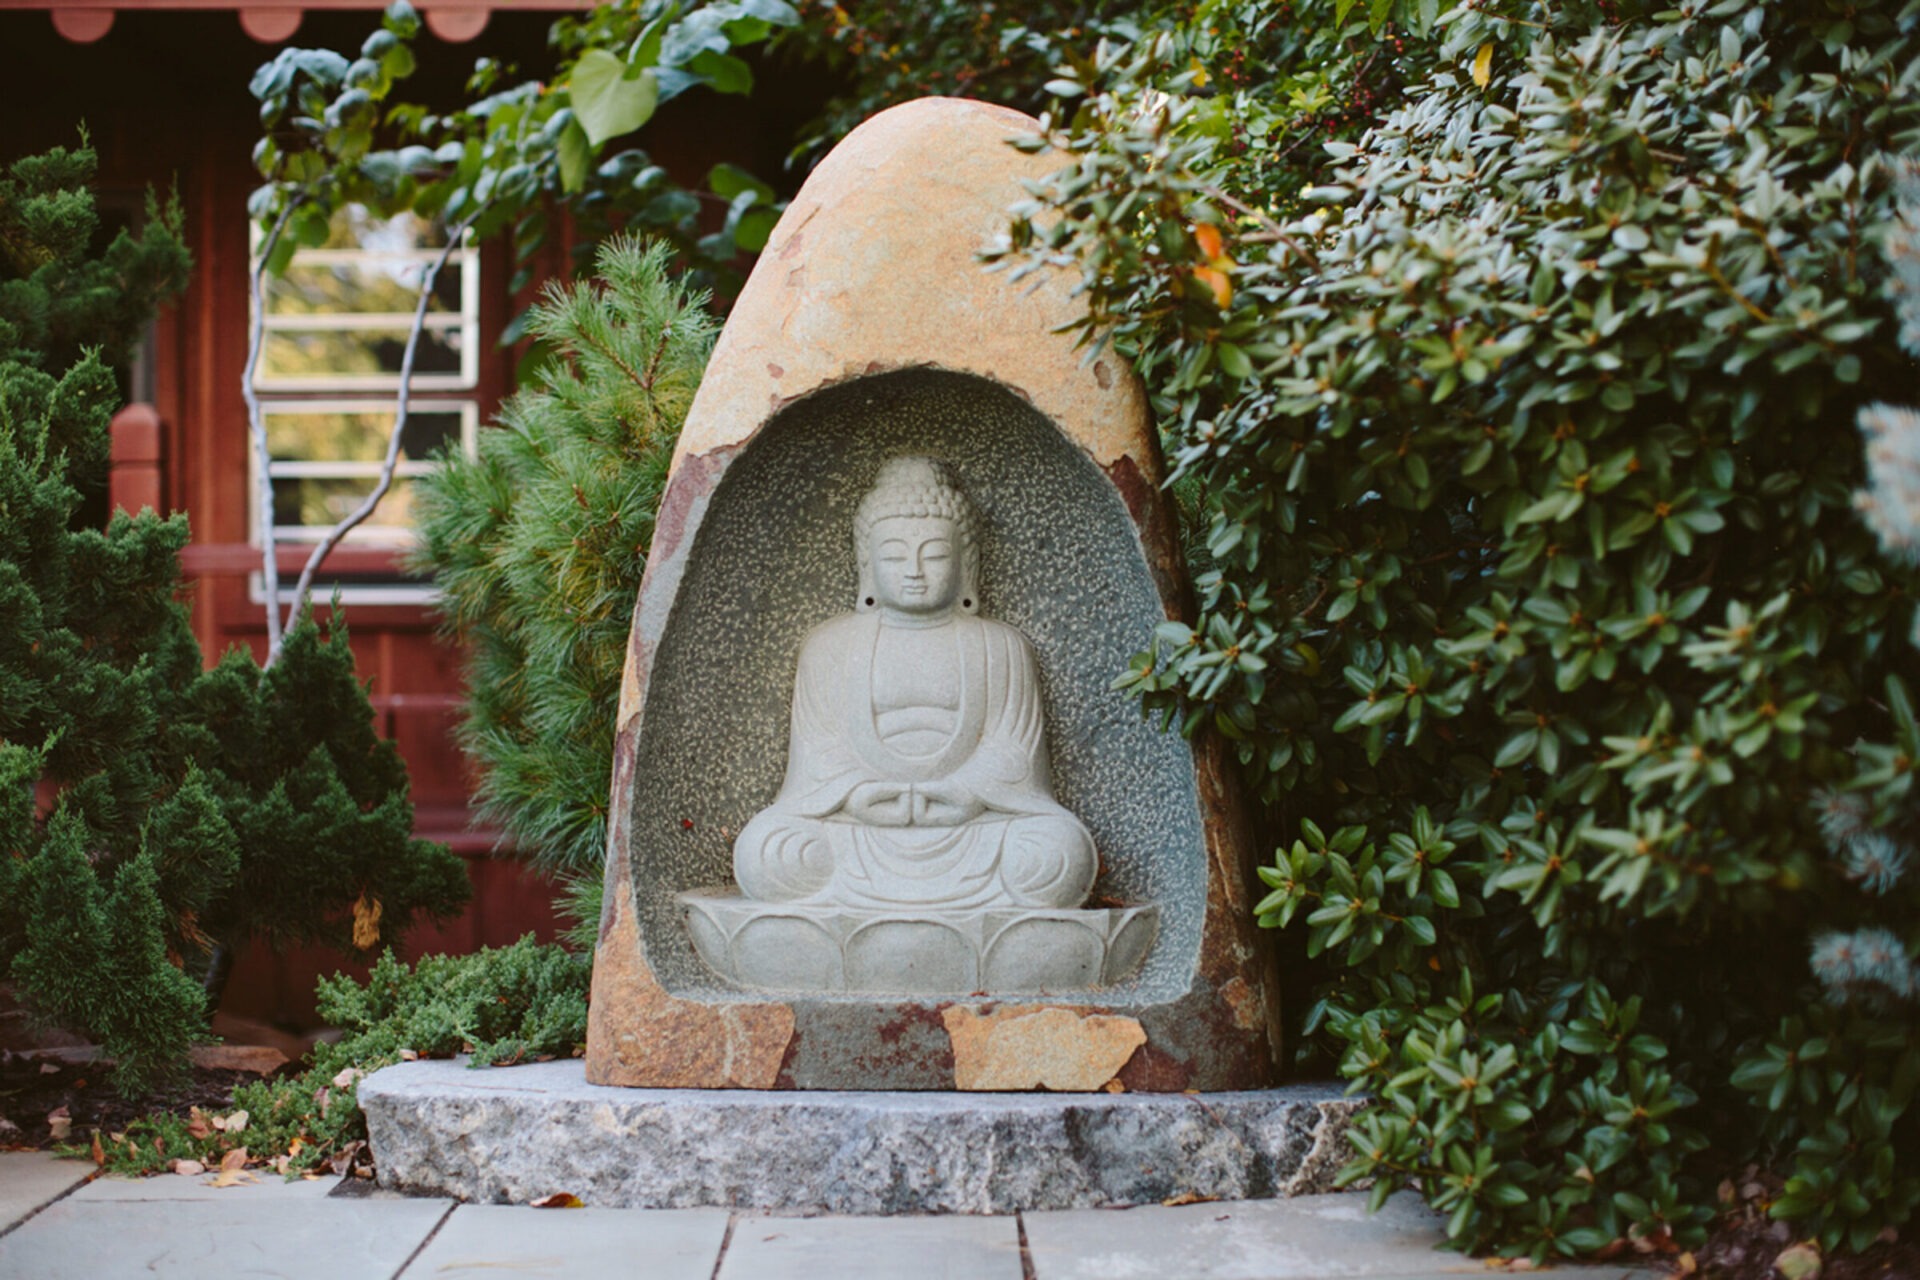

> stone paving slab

[
  {"left": 401, "top": 1204, "right": 730, "bottom": 1279},
  {"left": 0, "top": 1194, "right": 451, "bottom": 1279},
  {"left": 0, "top": 1153, "right": 92, "bottom": 1234},
  {"left": 1023, "top": 1193, "right": 1660, "bottom": 1280},
  {"left": 721, "top": 1213, "right": 1025, "bottom": 1280},
  {"left": 70, "top": 1168, "right": 340, "bottom": 1201},
  {"left": 363, "top": 1057, "right": 1359, "bottom": 1212}
]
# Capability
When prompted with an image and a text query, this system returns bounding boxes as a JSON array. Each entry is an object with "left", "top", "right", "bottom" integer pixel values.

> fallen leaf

[
  {"left": 315, "top": 1087, "right": 331, "bottom": 1120},
  {"left": 186, "top": 1107, "right": 213, "bottom": 1140},
  {"left": 351, "top": 892, "right": 383, "bottom": 949},
  {"left": 398, "top": 1048, "right": 419, "bottom": 1061},
  {"left": 89, "top": 1131, "right": 104, "bottom": 1166},
  {"left": 530, "top": 1192, "right": 584, "bottom": 1208},
  {"left": 1672, "top": 1252, "right": 1698, "bottom": 1276},
  {"left": 1161, "top": 1192, "right": 1215, "bottom": 1207},
  {"left": 1471, "top": 41, "right": 1494, "bottom": 88},
  {"left": 328, "top": 1140, "right": 365, "bottom": 1177},
  {"left": 1775, "top": 1242, "right": 1821, "bottom": 1280},
  {"left": 331, "top": 1067, "right": 362, "bottom": 1090},
  {"left": 210, "top": 1148, "right": 253, "bottom": 1189},
  {"left": 170, "top": 1159, "right": 206, "bottom": 1177},
  {"left": 38, "top": 1062, "right": 59, "bottom": 1075},
  {"left": 1102, "top": 1079, "right": 1126, "bottom": 1094},
  {"left": 46, "top": 1107, "right": 71, "bottom": 1142},
  {"left": 224, "top": 1110, "right": 249, "bottom": 1135}
]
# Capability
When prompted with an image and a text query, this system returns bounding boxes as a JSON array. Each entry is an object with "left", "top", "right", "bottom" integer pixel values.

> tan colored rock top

[{"left": 673, "top": 96, "right": 1151, "bottom": 470}]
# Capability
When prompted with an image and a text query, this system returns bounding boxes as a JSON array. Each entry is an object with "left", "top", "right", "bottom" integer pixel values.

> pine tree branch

[
  {"left": 245, "top": 198, "right": 300, "bottom": 662},
  {"left": 270, "top": 205, "right": 486, "bottom": 665}
]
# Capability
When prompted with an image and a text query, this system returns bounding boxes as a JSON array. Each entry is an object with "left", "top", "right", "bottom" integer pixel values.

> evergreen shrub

[
  {"left": 0, "top": 142, "right": 468, "bottom": 1091},
  {"left": 412, "top": 234, "right": 715, "bottom": 924},
  {"left": 996, "top": 0, "right": 1920, "bottom": 1259}
]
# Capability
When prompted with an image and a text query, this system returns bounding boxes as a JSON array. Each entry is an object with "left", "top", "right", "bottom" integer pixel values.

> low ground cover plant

[{"left": 79, "top": 936, "right": 588, "bottom": 1178}]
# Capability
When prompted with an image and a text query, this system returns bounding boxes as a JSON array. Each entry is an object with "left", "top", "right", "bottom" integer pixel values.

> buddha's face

[{"left": 869, "top": 515, "right": 961, "bottom": 616}]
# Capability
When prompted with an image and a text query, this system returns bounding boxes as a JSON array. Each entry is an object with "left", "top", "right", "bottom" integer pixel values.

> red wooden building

[{"left": 0, "top": 0, "right": 800, "bottom": 1029}]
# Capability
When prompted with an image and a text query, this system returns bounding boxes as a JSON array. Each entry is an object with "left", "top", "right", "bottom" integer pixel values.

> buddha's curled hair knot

[{"left": 854, "top": 455, "right": 982, "bottom": 612}]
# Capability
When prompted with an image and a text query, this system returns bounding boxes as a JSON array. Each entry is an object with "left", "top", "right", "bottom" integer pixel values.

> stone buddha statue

[{"left": 731, "top": 456, "right": 1099, "bottom": 912}]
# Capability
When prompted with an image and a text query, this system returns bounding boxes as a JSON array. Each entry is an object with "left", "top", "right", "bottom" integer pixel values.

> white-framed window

[{"left": 249, "top": 205, "right": 482, "bottom": 604}]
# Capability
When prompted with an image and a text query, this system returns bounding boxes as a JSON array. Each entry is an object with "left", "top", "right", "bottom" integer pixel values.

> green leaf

[
  {"left": 570, "top": 51, "right": 658, "bottom": 147},
  {"left": 734, "top": 208, "right": 779, "bottom": 253},
  {"left": 709, "top": 161, "right": 774, "bottom": 204},
  {"left": 557, "top": 117, "right": 592, "bottom": 194},
  {"left": 689, "top": 49, "right": 754, "bottom": 95}
]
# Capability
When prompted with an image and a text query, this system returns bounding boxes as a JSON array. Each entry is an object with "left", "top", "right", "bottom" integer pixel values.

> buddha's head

[{"left": 854, "top": 456, "right": 981, "bottom": 617}]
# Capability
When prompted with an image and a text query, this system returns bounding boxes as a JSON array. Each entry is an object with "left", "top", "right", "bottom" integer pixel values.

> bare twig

[
  {"left": 245, "top": 197, "right": 301, "bottom": 662},
  {"left": 269, "top": 205, "right": 485, "bottom": 666},
  {"left": 1199, "top": 183, "right": 1324, "bottom": 272}
]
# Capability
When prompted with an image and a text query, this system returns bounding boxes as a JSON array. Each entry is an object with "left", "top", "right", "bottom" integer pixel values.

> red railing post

[{"left": 108, "top": 402, "right": 165, "bottom": 516}]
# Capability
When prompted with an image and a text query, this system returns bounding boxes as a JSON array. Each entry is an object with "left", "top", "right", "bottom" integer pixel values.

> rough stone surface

[
  {"left": 363, "top": 1059, "right": 1361, "bottom": 1214},
  {"left": 721, "top": 1214, "right": 1023, "bottom": 1280},
  {"left": 632, "top": 374, "right": 1202, "bottom": 1001},
  {"left": 667, "top": 100, "right": 1151, "bottom": 473},
  {"left": 589, "top": 95, "right": 1279, "bottom": 1093},
  {"left": 942, "top": 1006, "right": 1146, "bottom": 1090}
]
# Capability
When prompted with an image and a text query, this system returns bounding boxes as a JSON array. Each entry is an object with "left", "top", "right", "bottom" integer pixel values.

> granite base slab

[{"left": 360, "top": 1059, "right": 1361, "bottom": 1215}]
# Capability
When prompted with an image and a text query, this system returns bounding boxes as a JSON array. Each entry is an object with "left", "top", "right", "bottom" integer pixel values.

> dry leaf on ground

[{"left": 530, "top": 1192, "right": 584, "bottom": 1208}]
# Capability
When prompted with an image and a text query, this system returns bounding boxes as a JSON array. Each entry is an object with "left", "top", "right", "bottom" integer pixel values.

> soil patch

[{"left": 0, "top": 1051, "right": 264, "bottom": 1150}]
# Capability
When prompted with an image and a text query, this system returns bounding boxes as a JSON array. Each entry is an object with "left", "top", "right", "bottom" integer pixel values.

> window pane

[
  {"left": 317, "top": 205, "right": 450, "bottom": 252},
  {"left": 266, "top": 409, "right": 465, "bottom": 465},
  {"left": 271, "top": 474, "right": 419, "bottom": 538},
  {"left": 261, "top": 327, "right": 465, "bottom": 383},
  {"left": 267, "top": 260, "right": 463, "bottom": 317}
]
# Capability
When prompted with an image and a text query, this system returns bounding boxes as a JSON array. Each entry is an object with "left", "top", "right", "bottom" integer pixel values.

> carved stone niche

[{"left": 587, "top": 97, "right": 1280, "bottom": 1092}]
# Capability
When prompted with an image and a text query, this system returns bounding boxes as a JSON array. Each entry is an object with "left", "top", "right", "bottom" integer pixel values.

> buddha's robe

[{"left": 733, "top": 611, "right": 1097, "bottom": 910}]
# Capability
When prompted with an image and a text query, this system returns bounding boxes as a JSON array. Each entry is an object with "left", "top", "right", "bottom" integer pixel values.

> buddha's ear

[{"left": 959, "top": 540, "right": 981, "bottom": 614}]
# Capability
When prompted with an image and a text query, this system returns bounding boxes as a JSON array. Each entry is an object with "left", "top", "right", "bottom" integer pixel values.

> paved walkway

[{"left": 0, "top": 1152, "right": 1657, "bottom": 1279}]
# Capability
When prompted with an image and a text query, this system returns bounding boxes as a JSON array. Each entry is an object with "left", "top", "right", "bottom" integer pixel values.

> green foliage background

[{"left": 988, "top": 0, "right": 1920, "bottom": 1259}]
